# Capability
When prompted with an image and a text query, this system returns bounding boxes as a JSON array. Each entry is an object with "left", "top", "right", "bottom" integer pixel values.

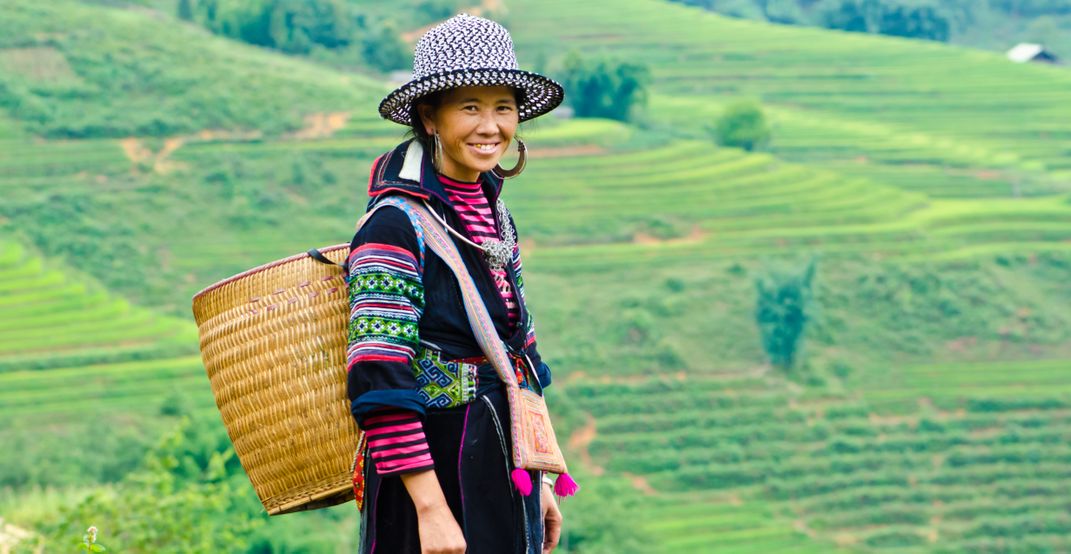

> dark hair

[
  {"left": 407, "top": 90, "right": 447, "bottom": 151},
  {"left": 405, "top": 86, "right": 527, "bottom": 150}
]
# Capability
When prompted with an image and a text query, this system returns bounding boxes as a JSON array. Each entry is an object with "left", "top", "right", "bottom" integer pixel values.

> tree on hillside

[
  {"left": 818, "top": 0, "right": 951, "bottom": 41},
  {"left": 360, "top": 17, "right": 410, "bottom": 71},
  {"left": 415, "top": 0, "right": 462, "bottom": 25},
  {"left": 178, "top": 0, "right": 195, "bottom": 21},
  {"left": 195, "top": 0, "right": 353, "bottom": 54},
  {"left": 880, "top": 4, "right": 951, "bottom": 41},
  {"left": 763, "top": 0, "right": 807, "bottom": 24},
  {"left": 269, "top": 0, "right": 353, "bottom": 52},
  {"left": 559, "top": 52, "right": 651, "bottom": 122},
  {"left": 754, "top": 257, "right": 818, "bottom": 371},
  {"left": 711, "top": 100, "right": 771, "bottom": 152},
  {"left": 673, "top": 0, "right": 766, "bottom": 19}
]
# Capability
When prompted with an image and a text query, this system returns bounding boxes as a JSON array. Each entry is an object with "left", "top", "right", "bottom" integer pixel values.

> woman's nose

[{"left": 476, "top": 111, "right": 499, "bottom": 135}]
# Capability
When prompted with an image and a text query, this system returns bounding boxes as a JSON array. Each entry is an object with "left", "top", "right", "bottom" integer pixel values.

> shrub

[
  {"left": 39, "top": 417, "right": 262, "bottom": 552},
  {"left": 754, "top": 256, "right": 818, "bottom": 370},
  {"left": 559, "top": 52, "right": 650, "bottom": 122},
  {"left": 711, "top": 100, "right": 771, "bottom": 151}
]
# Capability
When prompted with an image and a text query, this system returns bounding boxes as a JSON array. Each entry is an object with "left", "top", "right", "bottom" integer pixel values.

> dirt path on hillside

[
  {"left": 621, "top": 471, "right": 657, "bottom": 495},
  {"left": 119, "top": 137, "right": 152, "bottom": 165},
  {"left": 285, "top": 112, "right": 350, "bottom": 139},
  {"left": 120, "top": 137, "right": 189, "bottom": 174},
  {"left": 119, "top": 111, "right": 348, "bottom": 174},
  {"left": 567, "top": 413, "right": 603, "bottom": 476},
  {"left": 633, "top": 224, "right": 707, "bottom": 245},
  {"left": 528, "top": 145, "right": 606, "bottom": 159}
]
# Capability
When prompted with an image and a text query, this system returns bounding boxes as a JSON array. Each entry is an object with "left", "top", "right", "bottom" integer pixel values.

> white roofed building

[{"left": 1006, "top": 43, "right": 1060, "bottom": 64}]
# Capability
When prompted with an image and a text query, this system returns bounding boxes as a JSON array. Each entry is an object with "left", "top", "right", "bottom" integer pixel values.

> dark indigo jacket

[{"left": 346, "top": 138, "right": 551, "bottom": 427}]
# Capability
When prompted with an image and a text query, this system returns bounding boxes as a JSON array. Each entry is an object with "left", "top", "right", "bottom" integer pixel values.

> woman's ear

[{"left": 417, "top": 104, "right": 435, "bottom": 135}]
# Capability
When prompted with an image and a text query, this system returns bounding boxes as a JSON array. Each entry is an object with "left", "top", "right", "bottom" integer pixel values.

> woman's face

[{"left": 418, "top": 85, "right": 519, "bottom": 182}]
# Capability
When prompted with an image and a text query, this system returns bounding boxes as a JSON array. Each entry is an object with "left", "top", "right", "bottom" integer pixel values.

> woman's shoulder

[
  {"left": 356, "top": 202, "right": 416, "bottom": 234},
  {"left": 350, "top": 196, "right": 423, "bottom": 255}
]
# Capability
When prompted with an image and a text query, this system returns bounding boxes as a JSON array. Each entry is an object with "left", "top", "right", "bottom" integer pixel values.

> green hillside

[
  {"left": 0, "top": 0, "right": 389, "bottom": 138},
  {"left": 0, "top": 241, "right": 196, "bottom": 374},
  {"left": 510, "top": 0, "right": 1071, "bottom": 200},
  {"left": 2, "top": 0, "right": 1071, "bottom": 552}
]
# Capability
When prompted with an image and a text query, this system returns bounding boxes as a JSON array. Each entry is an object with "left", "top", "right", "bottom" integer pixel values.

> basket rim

[{"left": 191, "top": 243, "right": 350, "bottom": 302}]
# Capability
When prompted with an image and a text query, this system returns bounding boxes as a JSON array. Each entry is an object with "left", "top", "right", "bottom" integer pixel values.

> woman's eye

[
  {"left": 498, "top": 106, "right": 514, "bottom": 112},
  {"left": 463, "top": 105, "right": 478, "bottom": 112}
]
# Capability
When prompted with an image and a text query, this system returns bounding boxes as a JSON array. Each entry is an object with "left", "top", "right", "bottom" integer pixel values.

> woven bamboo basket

[{"left": 191, "top": 243, "right": 360, "bottom": 515}]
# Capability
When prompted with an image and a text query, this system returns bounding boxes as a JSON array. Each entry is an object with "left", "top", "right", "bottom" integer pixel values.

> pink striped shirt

[
  {"left": 439, "top": 174, "right": 520, "bottom": 327},
  {"left": 362, "top": 408, "right": 434, "bottom": 476}
]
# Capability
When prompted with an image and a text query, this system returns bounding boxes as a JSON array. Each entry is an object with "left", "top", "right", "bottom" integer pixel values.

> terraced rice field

[
  {"left": 516, "top": 141, "right": 1071, "bottom": 270},
  {"left": 2, "top": 1, "right": 1071, "bottom": 551},
  {"left": 5, "top": 104, "right": 1071, "bottom": 551},
  {"left": 645, "top": 492, "right": 853, "bottom": 553},
  {"left": 568, "top": 362, "right": 1071, "bottom": 553},
  {"left": 0, "top": 241, "right": 205, "bottom": 426},
  {"left": 0, "top": 242, "right": 195, "bottom": 364},
  {"left": 509, "top": 0, "right": 1071, "bottom": 198}
]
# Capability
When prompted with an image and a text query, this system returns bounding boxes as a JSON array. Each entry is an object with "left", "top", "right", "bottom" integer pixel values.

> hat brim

[{"left": 378, "top": 68, "right": 565, "bottom": 126}]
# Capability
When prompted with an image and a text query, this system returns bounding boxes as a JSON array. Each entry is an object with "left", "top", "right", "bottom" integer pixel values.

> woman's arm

[
  {"left": 348, "top": 207, "right": 466, "bottom": 553},
  {"left": 347, "top": 208, "right": 433, "bottom": 476},
  {"left": 401, "top": 470, "right": 467, "bottom": 553},
  {"left": 400, "top": 469, "right": 450, "bottom": 513}
]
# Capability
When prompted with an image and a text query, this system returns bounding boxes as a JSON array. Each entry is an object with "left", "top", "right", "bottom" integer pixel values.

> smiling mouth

[{"left": 468, "top": 143, "right": 500, "bottom": 154}]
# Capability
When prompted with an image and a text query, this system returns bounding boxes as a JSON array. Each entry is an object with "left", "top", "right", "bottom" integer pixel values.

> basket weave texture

[{"left": 192, "top": 243, "right": 360, "bottom": 515}]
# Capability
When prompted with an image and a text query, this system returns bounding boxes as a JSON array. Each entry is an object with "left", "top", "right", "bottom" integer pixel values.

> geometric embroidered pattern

[
  {"left": 412, "top": 347, "right": 478, "bottom": 409},
  {"left": 346, "top": 243, "right": 424, "bottom": 369}
]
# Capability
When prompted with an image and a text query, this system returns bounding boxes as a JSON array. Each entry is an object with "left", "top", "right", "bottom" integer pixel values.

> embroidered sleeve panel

[
  {"left": 347, "top": 242, "right": 424, "bottom": 367},
  {"left": 347, "top": 209, "right": 427, "bottom": 427}
]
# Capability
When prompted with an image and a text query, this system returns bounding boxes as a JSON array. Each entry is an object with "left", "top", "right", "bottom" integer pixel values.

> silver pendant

[
  {"left": 483, "top": 238, "right": 512, "bottom": 270},
  {"left": 484, "top": 199, "right": 517, "bottom": 270}
]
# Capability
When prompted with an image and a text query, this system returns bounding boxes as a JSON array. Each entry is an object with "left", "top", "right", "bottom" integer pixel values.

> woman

[{"left": 345, "top": 14, "right": 573, "bottom": 554}]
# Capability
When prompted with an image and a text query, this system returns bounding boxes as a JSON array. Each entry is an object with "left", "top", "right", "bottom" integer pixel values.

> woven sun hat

[{"left": 378, "top": 13, "right": 565, "bottom": 125}]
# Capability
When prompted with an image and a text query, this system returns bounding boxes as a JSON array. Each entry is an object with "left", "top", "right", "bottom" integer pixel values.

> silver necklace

[{"left": 422, "top": 198, "right": 517, "bottom": 270}]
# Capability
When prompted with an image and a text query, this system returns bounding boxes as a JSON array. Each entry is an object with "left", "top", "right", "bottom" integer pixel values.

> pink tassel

[
  {"left": 511, "top": 468, "right": 533, "bottom": 496},
  {"left": 553, "top": 472, "right": 579, "bottom": 498}
]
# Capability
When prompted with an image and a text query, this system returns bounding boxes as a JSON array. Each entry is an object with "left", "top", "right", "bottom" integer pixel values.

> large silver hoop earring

[
  {"left": 492, "top": 138, "right": 527, "bottom": 179},
  {"left": 432, "top": 131, "right": 444, "bottom": 173}
]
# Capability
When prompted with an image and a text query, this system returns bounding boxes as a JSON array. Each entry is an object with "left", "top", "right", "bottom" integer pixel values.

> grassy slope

[
  {"left": 0, "top": 0, "right": 389, "bottom": 138},
  {"left": 2, "top": 0, "right": 1071, "bottom": 552},
  {"left": 509, "top": 0, "right": 1071, "bottom": 198}
]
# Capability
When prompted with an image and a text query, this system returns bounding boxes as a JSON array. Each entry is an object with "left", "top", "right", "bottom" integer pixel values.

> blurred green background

[{"left": 2, "top": 0, "right": 1071, "bottom": 552}]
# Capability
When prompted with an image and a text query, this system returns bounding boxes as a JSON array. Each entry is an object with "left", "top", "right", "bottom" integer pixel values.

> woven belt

[{"left": 454, "top": 351, "right": 535, "bottom": 390}]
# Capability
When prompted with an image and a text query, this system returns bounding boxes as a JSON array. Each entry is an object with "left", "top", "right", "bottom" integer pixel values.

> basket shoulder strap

[{"left": 342, "top": 196, "right": 426, "bottom": 275}]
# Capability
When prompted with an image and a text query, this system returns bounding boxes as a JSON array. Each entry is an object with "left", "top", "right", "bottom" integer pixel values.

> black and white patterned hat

[{"left": 379, "top": 13, "right": 565, "bottom": 125}]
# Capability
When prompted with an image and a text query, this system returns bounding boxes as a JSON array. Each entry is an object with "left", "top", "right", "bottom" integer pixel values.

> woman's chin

[{"left": 464, "top": 159, "right": 499, "bottom": 175}]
